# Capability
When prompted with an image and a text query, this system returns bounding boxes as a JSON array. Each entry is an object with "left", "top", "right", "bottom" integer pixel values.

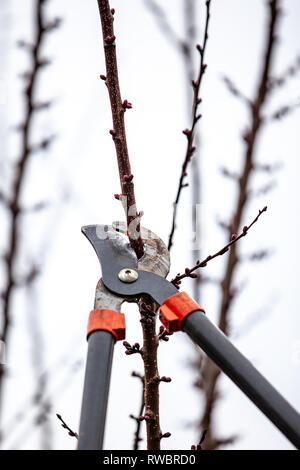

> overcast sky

[{"left": 1, "top": 0, "right": 300, "bottom": 450}]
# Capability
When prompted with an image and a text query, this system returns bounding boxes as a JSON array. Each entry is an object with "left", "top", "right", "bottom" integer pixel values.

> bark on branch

[
  {"left": 96, "top": 0, "right": 143, "bottom": 258},
  {"left": 96, "top": 0, "right": 166, "bottom": 450}
]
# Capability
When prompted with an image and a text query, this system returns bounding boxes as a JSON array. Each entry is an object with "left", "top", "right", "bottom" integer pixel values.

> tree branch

[
  {"left": 268, "top": 55, "right": 300, "bottom": 91},
  {"left": 129, "top": 372, "right": 145, "bottom": 450},
  {"left": 168, "top": 0, "right": 211, "bottom": 251},
  {"left": 143, "top": 0, "right": 188, "bottom": 56},
  {"left": 171, "top": 207, "right": 267, "bottom": 287},
  {"left": 96, "top": 0, "right": 143, "bottom": 258},
  {"left": 222, "top": 75, "right": 251, "bottom": 106},
  {"left": 0, "top": 0, "right": 61, "bottom": 427},
  {"left": 138, "top": 298, "right": 161, "bottom": 450},
  {"left": 56, "top": 414, "right": 78, "bottom": 439}
]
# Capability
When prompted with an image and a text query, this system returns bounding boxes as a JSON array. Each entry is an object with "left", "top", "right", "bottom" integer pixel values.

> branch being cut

[
  {"left": 97, "top": 1, "right": 166, "bottom": 450},
  {"left": 96, "top": 0, "right": 143, "bottom": 258},
  {"left": 168, "top": 0, "right": 211, "bottom": 251},
  {"left": 125, "top": 301, "right": 173, "bottom": 451},
  {"left": 138, "top": 298, "right": 161, "bottom": 450}
]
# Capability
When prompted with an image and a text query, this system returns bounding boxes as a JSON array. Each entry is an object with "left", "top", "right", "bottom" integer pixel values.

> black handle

[
  {"left": 77, "top": 330, "right": 115, "bottom": 450},
  {"left": 183, "top": 310, "right": 300, "bottom": 449}
]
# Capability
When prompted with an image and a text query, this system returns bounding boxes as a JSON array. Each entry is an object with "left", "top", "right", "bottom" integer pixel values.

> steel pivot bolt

[{"left": 118, "top": 268, "right": 139, "bottom": 283}]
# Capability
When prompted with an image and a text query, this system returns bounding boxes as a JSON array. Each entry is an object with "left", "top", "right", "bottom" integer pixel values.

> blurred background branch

[
  {"left": 0, "top": 0, "right": 61, "bottom": 448},
  {"left": 196, "top": 0, "right": 283, "bottom": 449}
]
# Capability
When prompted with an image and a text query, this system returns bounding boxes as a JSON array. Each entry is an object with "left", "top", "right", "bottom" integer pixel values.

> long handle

[
  {"left": 77, "top": 330, "right": 115, "bottom": 450},
  {"left": 183, "top": 310, "right": 300, "bottom": 449},
  {"left": 77, "top": 308, "right": 125, "bottom": 449}
]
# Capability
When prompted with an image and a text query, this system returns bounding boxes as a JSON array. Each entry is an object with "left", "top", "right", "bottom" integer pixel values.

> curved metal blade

[
  {"left": 82, "top": 223, "right": 174, "bottom": 305},
  {"left": 112, "top": 221, "right": 170, "bottom": 278},
  {"left": 81, "top": 225, "right": 137, "bottom": 281},
  {"left": 94, "top": 279, "right": 125, "bottom": 311}
]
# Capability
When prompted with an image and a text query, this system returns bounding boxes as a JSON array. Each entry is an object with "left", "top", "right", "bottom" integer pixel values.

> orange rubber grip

[
  {"left": 160, "top": 291, "right": 205, "bottom": 333},
  {"left": 87, "top": 309, "right": 126, "bottom": 342}
]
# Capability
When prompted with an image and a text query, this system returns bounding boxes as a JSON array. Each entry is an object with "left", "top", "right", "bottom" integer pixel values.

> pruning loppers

[{"left": 77, "top": 223, "right": 300, "bottom": 450}]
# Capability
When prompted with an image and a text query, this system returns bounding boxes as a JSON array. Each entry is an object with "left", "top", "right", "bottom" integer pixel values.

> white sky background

[{"left": 1, "top": 0, "right": 300, "bottom": 450}]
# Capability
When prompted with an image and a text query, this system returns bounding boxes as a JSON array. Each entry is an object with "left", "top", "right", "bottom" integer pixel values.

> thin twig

[
  {"left": 130, "top": 372, "right": 145, "bottom": 450},
  {"left": 96, "top": 0, "right": 143, "bottom": 258},
  {"left": 191, "top": 428, "right": 207, "bottom": 450},
  {"left": 56, "top": 414, "right": 78, "bottom": 439},
  {"left": 5, "top": 359, "right": 82, "bottom": 450},
  {"left": 142, "top": 1, "right": 203, "bottom": 449},
  {"left": 268, "top": 55, "right": 300, "bottom": 90},
  {"left": 168, "top": 0, "right": 211, "bottom": 251},
  {"left": 172, "top": 207, "right": 267, "bottom": 287},
  {"left": 143, "top": 0, "right": 188, "bottom": 56},
  {"left": 222, "top": 75, "right": 251, "bottom": 106},
  {"left": 1, "top": 354, "right": 82, "bottom": 446},
  {"left": 183, "top": 1, "right": 203, "bottom": 305},
  {"left": 267, "top": 99, "right": 300, "bottom": 122}
]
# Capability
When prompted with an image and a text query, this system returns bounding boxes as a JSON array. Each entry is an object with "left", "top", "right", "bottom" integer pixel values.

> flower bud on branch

[
  {"left": 123, "top": 341, "right": 143, "bottom": 356},
  {"left": 160, "top": 432, "right": 171, "bottom": 439},
  {"left": 172, "top": 207, "right": 267, "bottom": 286}
]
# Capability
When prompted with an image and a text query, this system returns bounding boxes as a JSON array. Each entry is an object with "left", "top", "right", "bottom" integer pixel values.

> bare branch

[
  {"left": 0, "top": 0, "right": 61, "bottom": 421},
  {"left": 138, "top": 297, "right": 161, "bottom": 450},
  {"left": 220, "top": 166, "right": 240, "bottom": 181},
  {"left": 253, "top": 161, "right": 282, "bottom": 173},
  {"left": 23, "top": 201, "right": 50, "bottom": 214},
  {"left": 191, "top": 428, "right": 208, "bottom": 450},
  {"left": 267, "top": 98, "right": 300, "bottom": 122},
  {"left": 130, "top": 372, "right": 145, "bottom": 450},
  {"left": 96, "top": 0, "right": 143, "bottom": 258},
  {"left": 268, "top": 55, "right": 300, "bottom": 91},
  {"left": 14, "top": 265, "right": 40, "bottom": 287},
  {"left": 143, "top": 0, "right": 188, "bottom": 56},
  {"left": 157, "top": 325, "right": 173, "bottom": 342},
  {"left": 29, "top": 135, "right": 56, "bottom": 153},
  {"left": 250, "top": 180, "right": 277, "bottom": 198},
  {"left": 56, "top": 414, "right": 78, "bottom": 440},
  {"left": 172, "top": 207, "right": 267, "bottom": 287},
  {"left": 168, "top": 0, "right": 212, "bottom": 251},
  {"left": 123, "top": 341, "right": 143, "bottom": 357},
  {"left": 0, "top": 190, "right": 10, "bottom": 208},
  {"left": 0, "top": 355, "right": 82, "bottom": 445},
  {"left": 245, "top": 248, "right": 272, "bottom": 262},
  {"left": 222, "top": 76, "right": 251, "bottom": 106}
]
